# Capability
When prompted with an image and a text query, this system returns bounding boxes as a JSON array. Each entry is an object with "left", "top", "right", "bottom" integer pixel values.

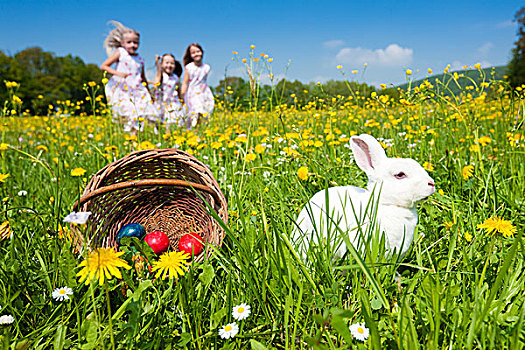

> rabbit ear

[{"left": 350, "top": 134, "right": 387, "bottom": 177}]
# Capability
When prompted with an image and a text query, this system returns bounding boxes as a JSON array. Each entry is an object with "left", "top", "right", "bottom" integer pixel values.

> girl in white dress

[
  {"left": 152, "top": 54, "right": 185, "bottom": 128},
  {"left": 180, "top": 43, "right": 214, "bottom": 129},
  {"left": 100, "top": 21, "right": 156, "bottom": 132}
]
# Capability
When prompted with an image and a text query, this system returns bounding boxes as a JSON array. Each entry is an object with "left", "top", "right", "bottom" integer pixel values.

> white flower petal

[{"left": 0, "top": 315, "right": 14, "bottom": 325}]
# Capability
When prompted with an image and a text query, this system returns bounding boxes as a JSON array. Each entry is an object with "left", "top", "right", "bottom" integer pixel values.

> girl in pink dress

[
  {"left": 180, "top": 43, "right": 214, "bottom": 129},
  {"left": 100, "top": 21, "right": 156, "bottom": 133},
  {"left": 152, "top": 54, "right": 185, "bottom": 128}
]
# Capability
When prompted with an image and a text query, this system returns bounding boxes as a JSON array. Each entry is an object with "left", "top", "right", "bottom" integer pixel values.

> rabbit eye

[{"left": 394, "top": 172, "right": 407, "bottom": 179}]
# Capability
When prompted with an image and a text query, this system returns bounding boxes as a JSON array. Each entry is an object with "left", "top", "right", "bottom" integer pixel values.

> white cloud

[
  {"left": 477, "top": 42, "right": 493, "bottom": 58},
  {"left": 335, "top": 44, "right": 413, "bottom": 67},
  {"left": 323, "top": 39, "right": 345, "bottom": 49}
]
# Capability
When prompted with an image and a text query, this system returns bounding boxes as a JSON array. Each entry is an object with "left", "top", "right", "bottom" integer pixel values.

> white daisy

[
  {"left": 232, "top": 303, "right": 251, "bottom": 321},
  {"left": 349, "top": 322, "right": 369, "bottom": 341},
  {"left": 0, "top": 315, "right": 14, "bottom": 325},
  {"left": 52, "top": 286, "right": 73, "bottom": 301},
  {"left": 63, "top": 211, "right": 92, "bottom": 225},
  {"left": 218, "top": 322, "right": 238, "bottom": 339}
]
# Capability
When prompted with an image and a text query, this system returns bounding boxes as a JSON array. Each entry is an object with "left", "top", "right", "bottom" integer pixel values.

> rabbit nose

[{"left": 428, "top": 181, "right": 435, "bottom": 187}]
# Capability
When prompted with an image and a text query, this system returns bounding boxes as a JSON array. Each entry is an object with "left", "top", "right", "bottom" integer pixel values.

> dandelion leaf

[
  {"left": 53, "top": 323, "right": 66, "bottom": 350},
  {"left": 250, "top": 339, "right": 268, "bottom": 350},
  {"left": 199, "top": 263, "right": 215, "bottom": 286},
  {"left": 211, "top": 307, "right": 228, "bottom": 329}
]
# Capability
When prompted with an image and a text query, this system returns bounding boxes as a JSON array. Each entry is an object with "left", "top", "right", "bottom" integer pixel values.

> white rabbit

[{"left": 293, "top": 133, "right": 435, "bottom": 259}]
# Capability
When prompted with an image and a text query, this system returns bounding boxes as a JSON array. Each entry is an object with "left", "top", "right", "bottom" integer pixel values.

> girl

[
  {"left": 180, "top": 43, "right": 214, "bottom": 129},
  {"left": 152, "top": 54, "right": 185, "bottom": 128},
  {"left": 100, "top": 21, "right": 156, "bottom": 132}
]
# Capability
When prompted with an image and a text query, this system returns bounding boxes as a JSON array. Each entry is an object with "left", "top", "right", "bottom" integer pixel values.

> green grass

[{"left": 0, "top": 72, "right": 524, "bottom": 349}]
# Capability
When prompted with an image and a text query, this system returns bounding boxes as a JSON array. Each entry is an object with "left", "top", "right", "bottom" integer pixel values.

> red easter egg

[
  {"left": 178, "top": 233, "right": 204, "bottom": 256},
  {"left": 144, "top": 231, "right": 170, "bottom": 255}
]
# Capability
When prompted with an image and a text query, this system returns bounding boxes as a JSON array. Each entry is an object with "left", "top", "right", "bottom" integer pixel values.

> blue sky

[{"left": 0, "top": 0, "right": 522, "bottom": 87}]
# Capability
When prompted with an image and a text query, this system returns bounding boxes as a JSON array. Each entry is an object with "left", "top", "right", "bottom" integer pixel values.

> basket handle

[{"left": 73, "top": 179, "right": 220, "bottom": 211}]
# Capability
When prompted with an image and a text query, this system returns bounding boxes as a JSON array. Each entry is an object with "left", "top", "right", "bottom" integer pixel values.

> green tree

[
  {"left": 214, "top": 76, "right": 251, "bottom": 110},
  {"left": 508, "top": 6, "right": 525, "bottom": 87},
  {"left": 0, "top": 47, "right": 103, "bottom": 115}
]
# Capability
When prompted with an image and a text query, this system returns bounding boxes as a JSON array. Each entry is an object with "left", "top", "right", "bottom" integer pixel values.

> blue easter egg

[{"left": 117, "top": 223, "right": 146, "bottom": 245}]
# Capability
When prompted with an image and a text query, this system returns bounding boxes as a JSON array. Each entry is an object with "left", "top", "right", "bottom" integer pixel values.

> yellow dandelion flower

[
  {"left": 462, "top": 165, "right": 474, "bottom": 180},
  {"left": 463, "top": 231, "right": 472, "bottom": 242},
  {"left": 477, "top": 216, "right": 517, "bottom": 238},
  {"left": 423, "top": 162, "right": 434, "bottom": 171},
  {"left": 428, "top": 68, "right": 433, "bottom": 74},
  {"left": 211, "top": 141, "right": 223, "bottom": 149},
  {"left": 406, "top": 69, "right": 412, "bottom": 76},
  {"left": 0, "top": 221, "right": 12, "bottom": 240},
  {"left": 0, "top": 143, "right": 8, "bottom": 151},
  {"left": 476, "top": 136, "right": 491, "bottom": 146},
  {"left": 152, "top": 251, "right": 190, "bottom": 280},
  {"left": 0, "top": 174, "right": 10, "bottom": 183},
  {"left": 336, "top": 65, "right": 342, "bottom": 70},
  {"left": 70, "top": 168, "right": 86, "bottom": 177},
  {"left": 469, "top": 144, "right": 480, "bottom": 153},
  {"left": 250, "top": 45, "right": 255, "bottom": 49},
  {"left": 297, "top": 166, "right": 309, "bottom": 180},
  {"left": 139, "top": 140, "right": 155, "bottom": 150},
  {"left": 76, "top": 248, "right": 131, "bottom": 285},
  {"left": 245, "top": 153, "right": 256, "bottom": 162},
  {"left": 254, "top": 144, "right": 265, "bottom": 153}
]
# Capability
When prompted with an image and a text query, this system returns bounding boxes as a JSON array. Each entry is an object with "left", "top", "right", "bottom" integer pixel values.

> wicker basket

[{"left": 72, "top": 148, "right": 228, "bottom": 262}]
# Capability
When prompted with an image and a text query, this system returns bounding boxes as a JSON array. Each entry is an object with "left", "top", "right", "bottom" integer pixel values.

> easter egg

[
  {"left": 117, "top": 223, "right": 146, "bottom": 245},
  {"left": 178, "top": 233, "right": 204, "bottom": 256},
  {"left": 144, "top": 230, "right": 170, "bottom": 255}
]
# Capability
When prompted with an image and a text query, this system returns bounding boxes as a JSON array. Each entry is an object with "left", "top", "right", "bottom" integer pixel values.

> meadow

[{"left": 0, "top": 56, "right": 524, "bottom": 349}]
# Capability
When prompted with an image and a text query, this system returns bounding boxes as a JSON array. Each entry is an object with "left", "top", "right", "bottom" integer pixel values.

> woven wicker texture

[{"left": 73, "top": 149, "right": 228, "bottom": 261}]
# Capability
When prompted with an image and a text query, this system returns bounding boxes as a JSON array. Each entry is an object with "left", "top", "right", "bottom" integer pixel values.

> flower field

[{"left": 0, "top": 65, "right": 524, "bottom": 349}]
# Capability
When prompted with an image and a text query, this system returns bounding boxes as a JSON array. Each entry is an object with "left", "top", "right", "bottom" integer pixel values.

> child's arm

[
  {"left": 140, "top": 66, "right": 148, "bottom": 85},
  {"left": 153, "top": 55, "right": 162, "bottom": 85},
  {"left": 100, "top": 51, "right": 128, "bottom": 78},
  {"left": 180, "top": 69, "right": 189, "bottom": 102},
  {"left": 176, "top": 82, "right": 182, "bottom": 99}
]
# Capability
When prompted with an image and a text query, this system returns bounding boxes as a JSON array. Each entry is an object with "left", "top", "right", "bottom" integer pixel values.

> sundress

[
  {"left": 184, "top": 62, "right": 214, "bottom": 128},
  {"left": 104, "top": 47, "right": 157, "bottom": 131},
  {"left": 153, "top": 73, "right": 185, "bottom": 127}
]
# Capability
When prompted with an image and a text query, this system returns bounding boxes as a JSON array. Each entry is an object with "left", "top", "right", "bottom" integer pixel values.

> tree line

[
  {"left": 0, "top": 46, "right": 389, "bottom": 116},
  {"left": 1, "top": 47, "right": 103, "bottom": 115}
]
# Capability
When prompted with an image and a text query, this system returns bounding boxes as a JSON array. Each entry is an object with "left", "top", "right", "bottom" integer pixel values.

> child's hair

[
  {"left": 183, "top": 43, "right": 204, "bottom": 66},
  {"left": 103, "top": 20, "right": 140, "bottom": 56},
  {"left": 161, "top": 53, "right": 183, "bottom": 77},
  {"left": 174, "top": 60, "right": 183, "bottom": 77}
]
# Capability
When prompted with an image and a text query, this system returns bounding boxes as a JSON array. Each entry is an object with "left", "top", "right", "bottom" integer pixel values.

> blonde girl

[{"left": 100, "top": 21, "right": 156, "bottom": 132}]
